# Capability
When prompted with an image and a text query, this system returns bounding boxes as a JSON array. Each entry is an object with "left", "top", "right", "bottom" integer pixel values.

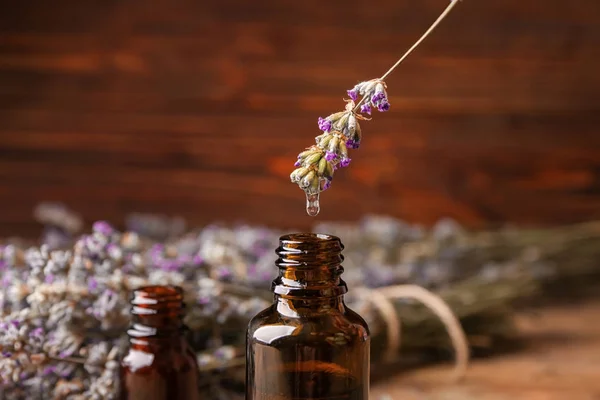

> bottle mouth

[
  {"left": 278, "top": 233, "right": 344, "bottom": 260},
  {"left": 130, "top": 285, "right": 184, "bottom": 318}
]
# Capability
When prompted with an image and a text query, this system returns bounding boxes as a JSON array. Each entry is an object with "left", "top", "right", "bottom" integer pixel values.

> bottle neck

[
  {"left": 127, "top": 285, "right": 185, "bottom": 345},
  {"left": 271, "top": 233, "right": 348, "bottom": 300}
]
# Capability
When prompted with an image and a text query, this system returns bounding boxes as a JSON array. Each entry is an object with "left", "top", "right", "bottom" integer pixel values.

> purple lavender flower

[
  {"left": 88, "top": 277, "right": 98, "bottom": 291},
  {"left": 42, "top": 366, "right": 56, "bottom": 376},
  {"left": 150, "top": 243, "right": 164, "bottom": 255},
  {"left": 360, "top": 103, "right": 372, "bottom": 115},
  {"left": 346, "top": 139, "right": 360, "bottom": 149},
  {"left": 339, "top": 157, "right": 352, "bottom": 168},
  {"left": 325, "top": 151, "right": 337, "bottom": 161},
  {"left": 216, "top": 267, "right": 233, "bottom": 281},
  {"left": 192, "top": 254, "right": 204, "bottom": 266},
  {"left": 92, "top": 221, "right": 114, "bottom": 237},
  {"left": 322, "top": 179, "right": 332, "bottom": 191},
  {"left": 347, "top": 88, "right": 359, "bottom": 102},
  {"left": 294, "top": 160, "right": 302, "bottom": 167},
  {"left": 377, "top": 100, "right": 390, "bottom": 112},
  {"left": 30, "top": 327, "right": 44, "bottom": 337},
  {"left": 45, "top": 274, "right": 54, "bottom": 284},
  {"left": 2, "top": 351, "right": 12, "bottom": 357},
  {"left": 198, "top": 296, "right": 211, "bottom": 305},
  {"left": 160, "top": 259, "right": 182, "bottom": 272},
  {"left": 371, "top": 92, "right": 386, "bottom": 103},
  {"left": 318, "top": 117, "right": 332, "bottom": 133},
  {"left": 10, "top": 320, "right": 19, "bottom": 328}
]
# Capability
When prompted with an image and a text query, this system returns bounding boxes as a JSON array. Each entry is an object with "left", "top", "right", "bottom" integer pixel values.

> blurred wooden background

[{"left": 0, "top": 0, "right": 599, "bottom": 236}]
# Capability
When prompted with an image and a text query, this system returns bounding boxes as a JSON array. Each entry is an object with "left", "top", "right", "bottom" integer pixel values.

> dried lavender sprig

[{"left": 291, "top": 0, "right": 462, "bottom": 215}]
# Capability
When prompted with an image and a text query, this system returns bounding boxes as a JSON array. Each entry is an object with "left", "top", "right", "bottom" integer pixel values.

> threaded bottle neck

[
  {"left": 128, "top": 285, "right": 184, "bottom": 338},
  {"left": 272, "top": 233, "right": 347, "bottom": 298}
]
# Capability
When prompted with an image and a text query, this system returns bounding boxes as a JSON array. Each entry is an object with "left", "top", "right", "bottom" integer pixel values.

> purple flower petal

[
  {"left": 371, "top": 92, "right": 386, "bottom": 103},
  {"left": 347, "top": 89, "right": 358, "bottom": 102},
  {"left": 160, "top": 259, "right": 182, "bottom": 272},
  {"left": 322, "top": 179, "right": 332, "bottom": 191},
  {"left": 340, "top": 157, "right": 352, "bottom": 168},
  {"left": 88, "top": 277, "right": 98, "bottom": 291},
  {"left": 360, "top": 103, "right": 372, "bottom": 115},
  {"left": 317, "top": 117, "right": 332, "bottom": 133},
  {"left": 44, "top": 274, "right": 54, "bottom": 284},
  {"left": 294, "top": 160, "right": 302, "bottom": 167},
  {"left": 192, "top": 254, "right": 204, "bottom": 265},
  {"left": 346, "top": 139, "right": 360, "bottom": 149},
  {"left": 216, "top": 267, "right": 233, "bottom": 280},
  {"left": 92, "top": 221, "right": 114, "bottom": 237},
  {"left": 325, "top": 151, "right": 337, "bottom": 161},
  {"left": 198, "top": 296, "right": 211, "bottom": 305},
  {"left": 377, "top": 100, "right": 390, "bottom": 112}
]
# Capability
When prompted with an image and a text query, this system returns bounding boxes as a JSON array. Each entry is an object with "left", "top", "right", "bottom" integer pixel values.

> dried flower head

[{"left": 290, "top": 0, "right": 462, "bottom": 216}]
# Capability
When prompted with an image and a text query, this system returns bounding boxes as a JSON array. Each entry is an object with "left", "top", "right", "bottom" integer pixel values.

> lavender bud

[
  {"left": 92, "top": 221, "right": 114, "bottom": 237},
  {"left": 317, "top": 117, "right": 332, "bottom": 132},
  {"left": 340, "top": 157, "right": 352, "bottom": 168},
  {"left": 338, "top": 141, "right": 349, "bottom": 159},
  {"left": 301, "top": 171, "right": 316, "bottom": 189},
  {"left": 318, "top": 158, "right": 328, "bottom": 175},
  {"left": 360, "top": 103, "right": 372, "bottom": 115},
  {"left": 347, "top": 88, "right": 358, "bottom": 101},
  {"left": 377, "top": 100, "right": 390, "bottom": 112},
  {"left": 290, "top": 167, "right": 309, "bottom": 183},
  {"left": 328, "top": 136, "right": 340, "bottom": 154},
  {"left": 318, "top": 134, "right": 332, "bottom": 148}
]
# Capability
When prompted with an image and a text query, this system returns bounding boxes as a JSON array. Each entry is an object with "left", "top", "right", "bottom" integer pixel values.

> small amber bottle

[
  {"left": 120, "top": 285, "right": 200, "bottom": 400},
  {"left": 246, "top": 233, "right": 370, "bottom": 400}
]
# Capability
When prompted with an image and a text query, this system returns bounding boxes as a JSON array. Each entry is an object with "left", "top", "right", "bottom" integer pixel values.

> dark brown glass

[
  {"left": 120, "top": 285, "right": 201, "bottom": 400},
  {"left": 246, "top": 233, "right": 370, "bottom": 400}
]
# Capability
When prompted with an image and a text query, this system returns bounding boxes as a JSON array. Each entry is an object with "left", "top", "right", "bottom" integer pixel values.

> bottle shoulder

[{"left": 247, "top": 303, "right": 370, "bottom": 346}]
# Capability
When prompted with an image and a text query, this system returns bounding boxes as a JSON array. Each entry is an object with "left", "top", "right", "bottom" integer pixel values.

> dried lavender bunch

[{"left": 290, "top": 0, "right": 462, "bottom": 216}]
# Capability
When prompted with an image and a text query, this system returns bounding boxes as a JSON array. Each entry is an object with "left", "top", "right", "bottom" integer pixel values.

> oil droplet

[{"left": 305, "top": 191, "right": 320, "bottom": 217}]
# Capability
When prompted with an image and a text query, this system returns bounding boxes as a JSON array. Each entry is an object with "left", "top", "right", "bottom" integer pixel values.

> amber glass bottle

[
  {"left": 120, "top": 285, "right": 200, "bottom": 400},
  {"left": 246, "top": 233, "right": 370, "bottom": 400}
]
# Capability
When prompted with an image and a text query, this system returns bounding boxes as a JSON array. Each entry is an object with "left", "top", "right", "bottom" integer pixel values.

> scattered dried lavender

[{"left": 5, "top": 200, "right": 600, "bottom": 399}]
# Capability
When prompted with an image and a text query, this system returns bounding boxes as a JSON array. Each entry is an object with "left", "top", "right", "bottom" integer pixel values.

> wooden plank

[{"left": 0, "top": 0, "right": 600, "bottom": 236}]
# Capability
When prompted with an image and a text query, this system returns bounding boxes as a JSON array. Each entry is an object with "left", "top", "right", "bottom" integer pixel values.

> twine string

[{"left": 355, "top": 284, "right": 470, "bottom": 382}]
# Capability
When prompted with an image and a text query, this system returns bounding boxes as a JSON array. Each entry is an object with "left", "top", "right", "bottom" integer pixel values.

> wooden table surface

[{"left": 371, "top": 301, "right": 600, "bottom": 400}]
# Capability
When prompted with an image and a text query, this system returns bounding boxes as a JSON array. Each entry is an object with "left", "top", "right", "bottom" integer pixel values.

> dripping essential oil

[
  {"left": 120, "top": 285, "right": 201, "bottom": 400},
  {"left": 246, "top": 233, "right": 370, "bottom": 400}
]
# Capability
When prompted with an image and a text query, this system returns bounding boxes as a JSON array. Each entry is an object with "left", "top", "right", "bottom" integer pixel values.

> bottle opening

[{"left": 278, "top": 233, "right": 344, "bottom": 263}]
